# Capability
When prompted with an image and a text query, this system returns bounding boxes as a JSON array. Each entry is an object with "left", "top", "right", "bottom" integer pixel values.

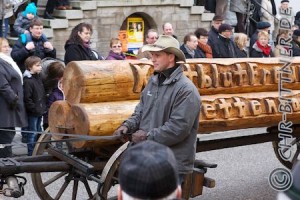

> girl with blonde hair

[{"left": 234, "top": 33, "right": 248, "bottom": 58}]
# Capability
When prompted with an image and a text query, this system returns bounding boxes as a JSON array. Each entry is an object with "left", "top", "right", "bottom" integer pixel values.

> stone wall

[{"left": 46, "top": 0, "right": 213, "bottom": 60}]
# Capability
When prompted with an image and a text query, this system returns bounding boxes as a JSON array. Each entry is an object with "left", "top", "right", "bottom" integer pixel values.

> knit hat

[
  {"left": 118, "top": 140, "right": 179, "bottom": 199},
  {"left": 256, "top": 21, "right": 271, "bottom": 30},
  {"left": 281, "top": 0, "right": 289, "bottom": 3},
  {"left": 293, "top": 29, "right": 300, "bottom": 36},
  {"left": 218, "top": 23, "right": 233, "bottom": 33},
  {"left": 23, "top": 3, "right": 37, "bottom": 17}
]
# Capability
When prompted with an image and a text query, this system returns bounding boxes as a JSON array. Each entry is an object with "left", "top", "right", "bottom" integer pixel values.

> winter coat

[
  {"left": 208, "top": 26, "right": 219, "bottom": 47},
  {"left": 13, "top": 12, "right": 38, "bottom": 35},
  {"left": 249, "top": 31, "right": 259, "bottom": 53},
  {"left": 261, "top": 0, "right": 275, "bottom": 32},
  {"left": 123, "top": 66, "right": 201, "bottom": 174},
  {"left": 212, "top": 35, "right": 237, "bottom": 58},
  {"left": 11, "top": 36, "right": 56, "bottom": 73},
  {"left": 248, "top": 0, "right": 262, "bottom": 36},
  {"left": 106, "top": 50, "right": 126, "bottom": 60},
  {"left": 235, "top": 48, "right": 248, "bottom": 58},
  {"left": 0, "top": 58, "right": 27, "bottom": 128},
  {"left": 291, "top": 40, "right": 300, "bottom": 57},
  {"left": 225, "top": 1, "right": 237, "bottom": 27},
  {"left": 2, "top": 0, "right": 14, "bottom": 19},
  {"left": 23, "top": 71, "right": 47, "bottom": 117},
  {"left": 43, "top": 84, "right": 64, "bottom": 125},
  {"left": 295, "top": 12, "right": 300, "bottom": 27},
  {"left": 180, "top": 44, "right": 203, "bottom": 59},
  {"left": 64, "top": 42, "right": 99, "bottom": 65},
  {"left": 250, "top": 42, "right": 274, "bottom": 58},
  {"left": 230, "top": 0, "right": 247, "bottom": 14},
  {"left": 205, "top": 0, "right": 216, "bottom": 12}
]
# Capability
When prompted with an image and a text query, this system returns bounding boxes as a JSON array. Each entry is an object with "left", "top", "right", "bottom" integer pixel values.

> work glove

[
  {"left": 132, "top": 130, "right": 147, "bottom": 144},
  {"left": 113, "top": 125, "right": 128, "bottom": 136}
]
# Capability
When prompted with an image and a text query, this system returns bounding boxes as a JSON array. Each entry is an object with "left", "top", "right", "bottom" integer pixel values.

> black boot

[{"left": 44, "top": 11, "right": 55, "bottom": 19}]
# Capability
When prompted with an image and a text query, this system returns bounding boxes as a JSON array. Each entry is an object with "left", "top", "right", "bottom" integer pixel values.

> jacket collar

[{"left": 152, "top": 65, "right": 182, "bottom": 85}]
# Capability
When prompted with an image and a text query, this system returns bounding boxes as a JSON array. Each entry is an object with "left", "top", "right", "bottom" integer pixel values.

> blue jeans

[
  {"left": 27, "top": 116, "right": 42, "bottom": 156},
  {"left": 0, "top": 18, "right": 9, "bottom": 38}
]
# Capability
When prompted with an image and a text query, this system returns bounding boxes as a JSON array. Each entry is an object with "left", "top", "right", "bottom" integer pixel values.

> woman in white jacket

[{"left": 261, "top": 0, "right": 275, "bottom": 33}]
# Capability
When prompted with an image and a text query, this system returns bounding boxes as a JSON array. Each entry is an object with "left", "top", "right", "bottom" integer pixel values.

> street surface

[{"left": 0, "top": 128, "right": 284, "bottom": 200}]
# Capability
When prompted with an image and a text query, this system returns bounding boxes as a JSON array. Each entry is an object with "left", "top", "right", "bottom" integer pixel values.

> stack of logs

[{"left": 48, "top": 58, "right": 300, "bottom": 149}]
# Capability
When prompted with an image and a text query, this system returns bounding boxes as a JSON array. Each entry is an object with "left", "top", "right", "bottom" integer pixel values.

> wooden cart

[{"left": 0, "top": 58, "right": 300, "bottom": 199}]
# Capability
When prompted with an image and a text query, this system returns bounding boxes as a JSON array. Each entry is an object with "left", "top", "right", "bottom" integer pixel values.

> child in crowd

[
  {"left": 43, "top": 61, "right": 65, "bottom": 130},
  {"left": 23, "top": 56, "right": 46, "bottom": 156},
  {"left": 13, "top": 2, "right": 48, "bottom": 44}
]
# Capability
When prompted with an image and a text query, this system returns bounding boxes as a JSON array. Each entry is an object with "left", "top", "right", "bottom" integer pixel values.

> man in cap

[
  {"left": 118, "top": 140, "right": 181, "bottom": 200},
  {"left": 250, "top": 21, "right": 271, "bottom": 53},
  {"left": 114, "top": 35, "right": 201, "bottom": 183},
  {"left": 212, "top": 23, "right": 237, "bottom": 58},
  {"left": 291, "top": 29, "right": 300, "bottom": 56},
  {"left": 208, "top": 15, "right": 224, "bottom": 47}
]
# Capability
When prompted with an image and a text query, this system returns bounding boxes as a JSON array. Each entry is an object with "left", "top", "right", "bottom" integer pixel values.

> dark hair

[
  {"left": 66, "top": 22, "right": 93, "bottom": 44},
  {"left": 183, "top": 33, "right": 196, "bottom": 44},
  {"left": 25, "top": 56, "right": 41, "bottom": 70},
  {"left": 194, "top": 28, "right": 208, "bottom": 39},
  {"left": 29, "top": 18, "right": 43, "bottom": 28},
  {"left": 47, "top": 62, "right": 65, "bottom": 80}
]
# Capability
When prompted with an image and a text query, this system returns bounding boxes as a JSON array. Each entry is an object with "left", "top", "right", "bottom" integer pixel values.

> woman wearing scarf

[
  {"left": 179, "top": 33, "right": 203, "bottom": 59},
  {"left": 106, "top": 38, "right": 126, "bottom": 60},
  {"left": 64, "top": 22, "right": 103, "bottom": 65},
  {"left": 250, "top": 31, "right": 274, "bottom": 57},
  {"left": 0, "top": 38, "right": 27, "bottom": 157},
  {"left": 194, "top": 28, "right": 213, "bottom": 58}
]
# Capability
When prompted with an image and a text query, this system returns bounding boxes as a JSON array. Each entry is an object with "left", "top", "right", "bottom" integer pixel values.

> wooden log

[
  {"left": 48, "top": 101, "right": 71, "bottom": 140},
  {"left": 63, "top": 58, "right": 300, "bottom": 104},
  {"left": 66, "top": 101, "right": 139, "bottom": 148},
  {"left": 60, "top": 91, "right": 300, "bottom": 148}
]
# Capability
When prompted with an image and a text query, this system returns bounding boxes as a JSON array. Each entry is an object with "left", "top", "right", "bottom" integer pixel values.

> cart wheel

[
  {"left": 271, "top": 126, "right": 300, "bottom": 169},
  {"left": 31, "top": 131, "right": 99, "bottom": 200},
  {"left": 98, "top": 142, "right": 129, "bottom": 200}
]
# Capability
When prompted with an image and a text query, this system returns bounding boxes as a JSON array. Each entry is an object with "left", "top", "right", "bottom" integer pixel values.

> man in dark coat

[
  {"left": 291, "top": 29, "right": 300, "bottom": 56},
  {"left": 0, "top": 58, "right": 27, "bottom": 157},
  {"left": 11, "top": 19, "right": 56, "bottom": 73},
  {"left": 208, "top": 15, "right": 223, "bottom": 47},
  {"left": 212, "top": 23, "right": 237, "bottom": 58}
]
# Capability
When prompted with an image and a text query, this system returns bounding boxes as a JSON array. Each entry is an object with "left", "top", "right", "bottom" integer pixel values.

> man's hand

[
  {"left": 25, "top": 42, "right": 35, "bottom": 50},
  {"left": 132, "top": 130, "right": 147, "bottom": 144},
  {"left": 44, "top": 41, "right": 54, "bottom": 50},
  {"left": 113, "top": 125, "right": 128, "bottom": 136}
]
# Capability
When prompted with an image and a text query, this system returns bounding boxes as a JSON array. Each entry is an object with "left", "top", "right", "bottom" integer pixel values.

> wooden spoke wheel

[
  {"left": 97, "top": 142, "right": 129, "bottom": 200},
  {"left": 31, "top": 132, "right": 99, "bottom": 200},
  {"left": 271, "top": 125, "right": 300, "bottom": 169}
]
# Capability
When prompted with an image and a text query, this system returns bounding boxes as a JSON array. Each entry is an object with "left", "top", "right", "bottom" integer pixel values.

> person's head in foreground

[
  {"left": 277, "top": 161, "right": 300, "bottom": 200},
  {"left": 141, "top": 35, "right": 186, "bottom": 72},
  {"left": 118, "top": 140, "right": 181, "bottom": 200}
]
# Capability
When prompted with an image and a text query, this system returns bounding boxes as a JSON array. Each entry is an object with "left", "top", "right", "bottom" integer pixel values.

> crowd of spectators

[{"left": 0, "top": 0, "right": 300, "bottom": 156}]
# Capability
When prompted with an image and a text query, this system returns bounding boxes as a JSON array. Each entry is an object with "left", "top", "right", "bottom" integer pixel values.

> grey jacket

[
  {"left": 0, "top": 58, "right": 27, "bottom": 128},
  {"left": 230, "top": 0, "right": 247, "bottom": 14},
  {"left": 124, "top": 66, "right": 201, "bottom": 174}
]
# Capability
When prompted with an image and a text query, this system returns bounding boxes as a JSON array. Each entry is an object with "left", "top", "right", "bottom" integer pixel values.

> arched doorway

[{"left": 119, "top": 12, "right": 157, "bottom": 58}]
